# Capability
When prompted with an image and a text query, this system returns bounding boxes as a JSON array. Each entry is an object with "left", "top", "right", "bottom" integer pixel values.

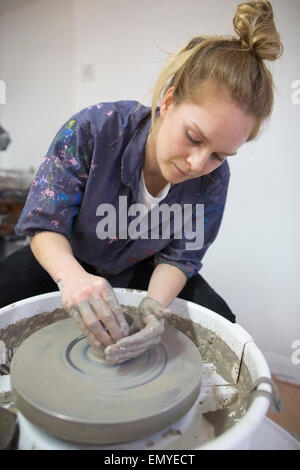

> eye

[
  {"left": 186, "top": 131, "right": 200, "bottom": 145},
  {"left": 186, "top": 130, "right": 225, "bottom": 163}
]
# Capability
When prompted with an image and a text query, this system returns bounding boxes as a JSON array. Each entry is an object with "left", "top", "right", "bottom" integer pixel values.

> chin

[
  {"left": 170, "top": 176, "right": 187, "bottom": 185},
  {"left": 160, "top": 162, "right": 189, "bottom": 185},
  {"left": 163, "top": 171, "right": 180, "bottom": 184}
]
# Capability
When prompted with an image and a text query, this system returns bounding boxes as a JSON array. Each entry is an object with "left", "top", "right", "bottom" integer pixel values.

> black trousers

[{"left": 0, "top": 246, "right": 235, "bottom": 323}]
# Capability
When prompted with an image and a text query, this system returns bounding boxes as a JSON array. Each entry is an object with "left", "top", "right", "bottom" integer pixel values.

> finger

[
  {"left": 139, "top": 297, "right": 172, "bottom": 320},
  {"left": 153, "top": 307, "right": 172, "bottom": 320},
  {"left": 89, "top": 297, "right": 124, "bottom": 341},
  {"left": 107, "top": 317, "right": 164, "bottom": 347},
  {"left": 69, "top": 307, "right": 102, "bottom": 347},
  {"left": 69, "top": 307, "right": 86, "bottom": 330},
  {"left": 106, "top": 347, "right": 150, "bottom": 365},
  {"left": 106, "top": 335, "right": 161, "bottom": 354},
  {"left": 105, "top": 335, "right": 161, "bottom": 358},
  {"left": 85, "top": 330, "right": 103, "bottom": 348},
  {"left": 101, "top": 284, "right": 129, "bottom": 336},
  {"left": 77, "top": 301, "right": 113, "bottom": 346}
]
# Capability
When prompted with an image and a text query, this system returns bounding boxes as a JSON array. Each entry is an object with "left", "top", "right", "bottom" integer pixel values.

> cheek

[
  {"left": 156, "top": 119, "right": 187, "bottom": 164},
  {"left": 161, "top": 132, "right": 186, "bottom": 160}
]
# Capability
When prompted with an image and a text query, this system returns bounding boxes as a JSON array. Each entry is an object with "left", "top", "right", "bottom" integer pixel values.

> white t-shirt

[{"left": 138, "top": 170, "right": 171, "bottom": 212}]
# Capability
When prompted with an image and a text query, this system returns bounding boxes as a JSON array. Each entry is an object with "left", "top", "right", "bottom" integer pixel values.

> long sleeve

[{"left": 15, "top": 114, "right": 94, "bottom": 239}]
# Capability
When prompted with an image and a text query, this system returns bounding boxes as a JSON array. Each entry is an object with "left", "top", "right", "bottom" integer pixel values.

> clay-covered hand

[
  {"left": 104, "top": 297, "right": 172, "bottom": 365},
  {"left": 58, "top": 274, "right": 129, "bottom": 349}
]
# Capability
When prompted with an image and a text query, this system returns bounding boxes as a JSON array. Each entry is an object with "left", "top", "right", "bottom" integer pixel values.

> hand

[
  {"left": 105, "top": 296, "right": 172, "bottom": 365},
  {"left": 57, "top": 273, "right": 129, "bottom": 348}
]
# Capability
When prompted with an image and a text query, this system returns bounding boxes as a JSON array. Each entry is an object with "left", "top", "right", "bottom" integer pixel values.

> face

[{"left": 148, "top": 81, "right": 256, "bottom": 185}]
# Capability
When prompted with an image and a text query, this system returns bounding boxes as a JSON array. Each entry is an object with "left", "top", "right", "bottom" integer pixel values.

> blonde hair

[{"left": 150, "top": 0, "right": 283, "bottom": 141}]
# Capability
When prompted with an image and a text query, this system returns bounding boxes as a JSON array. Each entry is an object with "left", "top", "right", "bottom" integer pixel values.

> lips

[{"left": 173, "top": 163, "right": 188, "bottom": 176}]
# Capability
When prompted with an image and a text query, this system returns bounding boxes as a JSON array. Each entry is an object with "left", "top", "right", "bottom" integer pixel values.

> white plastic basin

[{"left": 0, "top": 290, "right": 273, "bottom": 450}]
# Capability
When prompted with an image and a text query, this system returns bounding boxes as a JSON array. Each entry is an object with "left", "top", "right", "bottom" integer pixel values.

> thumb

[
  {"left": 140, "top": 296, "right": 172, "bottom": 320},
  {"left": 155, "top": 306, "right": 172, "bottom": 320}
]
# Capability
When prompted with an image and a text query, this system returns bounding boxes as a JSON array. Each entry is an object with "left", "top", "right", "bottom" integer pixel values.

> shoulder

[
  {"left": 201, "top": 160, "right": 230, "bottom": 190},
  {"left": 209, "top": 160, "right": 230, "bottom": 183},
  {"left": 71, "top": 100, "right": 150, "bottom": 138},
  {"left": 189, "top": 161, "right": 230, "bottom": 203}
]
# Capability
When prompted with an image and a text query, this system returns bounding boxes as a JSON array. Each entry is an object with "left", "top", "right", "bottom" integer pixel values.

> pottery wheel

[{"left": 10, "top": 318, "right": 202, "bottom": 444}]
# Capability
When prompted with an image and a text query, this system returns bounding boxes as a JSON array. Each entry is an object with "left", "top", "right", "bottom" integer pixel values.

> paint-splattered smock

[{"left": 16, "top": 101, "right": 230, "bottom": 287}]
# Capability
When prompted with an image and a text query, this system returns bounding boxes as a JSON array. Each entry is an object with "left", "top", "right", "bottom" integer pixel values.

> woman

[{"left": 0, "top": 1, "right": 282, "bottom": 364}]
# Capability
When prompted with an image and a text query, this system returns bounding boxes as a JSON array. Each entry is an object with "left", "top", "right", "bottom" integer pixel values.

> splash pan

[{"left": 10, "top": 318, "right": 201, "bottom": 444}]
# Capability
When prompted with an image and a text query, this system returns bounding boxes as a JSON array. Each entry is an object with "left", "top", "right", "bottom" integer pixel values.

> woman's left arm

[
  {"left": 104, "top": 263, "right": 186, "bottom": 364},
  {"left": 147, "top": 263, "right": 187, "bottom": 307}
]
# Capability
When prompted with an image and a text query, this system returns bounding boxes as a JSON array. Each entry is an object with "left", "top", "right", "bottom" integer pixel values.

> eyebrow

[{"left": 188, "top": 120, "right": 237, "bottom": 156}]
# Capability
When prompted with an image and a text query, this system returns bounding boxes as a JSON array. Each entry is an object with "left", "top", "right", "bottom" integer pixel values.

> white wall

[
  {"left": 72, "top": 0, "right": 241, "bottom": 109},
  {"left": 0, "top": 0, "right": 299, "bottom": 382},
  {"left": 0, "top": 0, "right": 74, "bottom": 170},
  {"left": 201, "top": 0, "right": 300, "bottom": 382}
]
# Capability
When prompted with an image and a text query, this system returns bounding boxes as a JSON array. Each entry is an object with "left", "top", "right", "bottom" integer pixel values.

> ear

[{"left": 160, "top": 87, "right": 175, "bottom": 117}]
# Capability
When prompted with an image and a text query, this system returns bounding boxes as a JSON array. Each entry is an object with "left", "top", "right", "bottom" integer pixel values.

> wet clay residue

[
  {"left": 165, "top": 313, "right": 253, "bottom": 436},
  {"left": 162, "top": 428, "right": 182, "bottom": 438},
  {"left": 0, "top": 308, "right": 69, "bottom": 359},
  {"left": 0, "top": 306, "right": 253, "bottom": 439},
  {"left": 166, "top": 314, "right": 238, "bottom": 383}
]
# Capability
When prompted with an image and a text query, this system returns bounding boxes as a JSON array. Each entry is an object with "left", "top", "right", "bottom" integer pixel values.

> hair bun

[{"left": 233, "top": 0, "right": 283, "bottom": 61}]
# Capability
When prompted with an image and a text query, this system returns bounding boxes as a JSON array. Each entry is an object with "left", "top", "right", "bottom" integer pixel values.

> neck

[
  {"left": 143, "top": 121, "right": 169, "bottom": 196},
  {"left": 144, "top": 119, "right": 163, "bottom": 179}
]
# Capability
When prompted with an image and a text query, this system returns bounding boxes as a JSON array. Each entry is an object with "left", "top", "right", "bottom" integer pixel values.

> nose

[{"left": 186, "top": 148, "right": 210, "bottom": 173}]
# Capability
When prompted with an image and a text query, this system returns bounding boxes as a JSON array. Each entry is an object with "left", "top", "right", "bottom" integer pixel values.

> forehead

[{"left": 176, "top": 91, "right": 255, "bottom": 150}]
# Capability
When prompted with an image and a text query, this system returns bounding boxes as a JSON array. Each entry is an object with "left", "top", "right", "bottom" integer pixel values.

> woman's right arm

[
  {"left": 30, "top": 231, "right": 129, "bottom": 346},
  {"left": 30, "top": 231, "right": 87, "bottom": 286}
]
